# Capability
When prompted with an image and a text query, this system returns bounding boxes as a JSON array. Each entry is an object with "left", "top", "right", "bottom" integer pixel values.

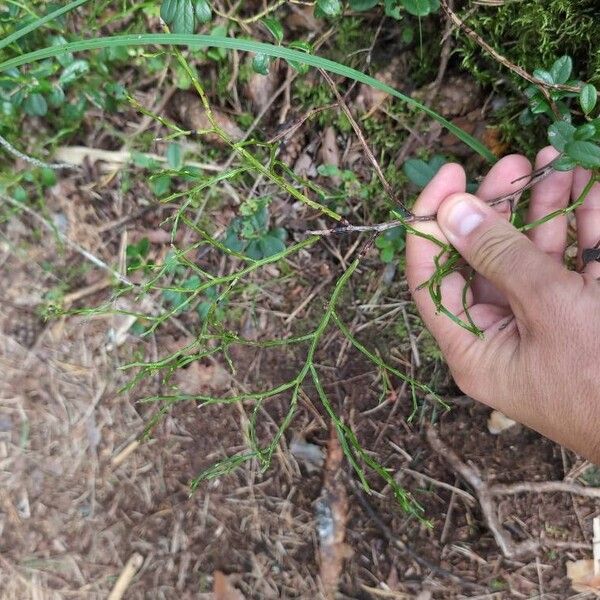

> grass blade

[
  {"left": 0, "top": 0, "right": 91, "bottom": 52},
  {"left": 0, "top": 33, "right": 497, "bottom": 162}
]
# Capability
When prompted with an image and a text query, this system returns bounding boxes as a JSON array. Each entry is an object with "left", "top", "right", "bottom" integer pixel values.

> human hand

[{"left": 406, "top": 147, "right": 600, "bottom": 462}]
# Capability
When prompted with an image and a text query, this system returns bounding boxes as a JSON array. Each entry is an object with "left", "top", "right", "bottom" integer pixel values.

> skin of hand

[{"left": 406, "top": 146, "right": 600, "bottom": 463}]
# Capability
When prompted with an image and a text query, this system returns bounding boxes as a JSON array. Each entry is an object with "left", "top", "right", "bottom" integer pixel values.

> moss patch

[{"left": 456, "top": 0, "right": 600, "bottom": 86}]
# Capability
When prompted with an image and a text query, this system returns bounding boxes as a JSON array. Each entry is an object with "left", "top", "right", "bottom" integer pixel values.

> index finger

[{"left": 406, "top": 163, "right": 475, "bottom": 355}]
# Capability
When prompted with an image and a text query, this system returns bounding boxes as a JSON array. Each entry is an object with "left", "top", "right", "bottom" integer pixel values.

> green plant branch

[
  {"left": 172, "top": 46, "right": 344, "bottom": 221},
  {"left": 518, "top": 173, "right": 599, "bottom": 233},
  {"left": 331, "top": 310, "right": 439, "bottom": 403},
  {"left": 145, "top": 237, "right": 318, "bottom": 331},
  {"left": 3, "top": 5, "right": 540, "bottom": 518},
  {"left": 310, "top": 363, "right": 425, "bottom": 519}
]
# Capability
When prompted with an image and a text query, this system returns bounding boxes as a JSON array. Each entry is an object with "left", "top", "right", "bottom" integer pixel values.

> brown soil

[
  {"left": 1, "top": 189, "right": 597, "bottom": 599},
  {"left": 1, "top": 10, "right": 598, "bottom": 599}
]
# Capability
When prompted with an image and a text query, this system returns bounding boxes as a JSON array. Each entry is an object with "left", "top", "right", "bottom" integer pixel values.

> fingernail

[{"left": 442, "top": 195, "right": 486, "bottom": 238}]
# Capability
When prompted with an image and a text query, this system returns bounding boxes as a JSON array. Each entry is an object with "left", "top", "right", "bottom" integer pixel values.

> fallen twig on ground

[
  {"left": 346, "top": 471, "right": 486, "bottom": 593},
  {"left": 0, "top": 134, "right": 79, "bottom": 170},
  {"left": 426, "top": 426, "right": 593, "bottom": 558},
  {"left": 54, "top": 145, "right": 221, "bottom": 173},
  {"left": 0, "top": 192, "right": 134, "bottom": 286},
  {"left": 317, "top": 425, "right": 351, "bottom": 599},
  {"left": 62, "top": 278, "right": 113, "bottom": 307},
  {"left": 400, "top": 467, "right": 476, "bottom": 505},
  {"left": 492, "top": 481, "right": 600, "bottom": 499},
  {"left": 107, "top": 553, "right": 144, "bottom": 600}
]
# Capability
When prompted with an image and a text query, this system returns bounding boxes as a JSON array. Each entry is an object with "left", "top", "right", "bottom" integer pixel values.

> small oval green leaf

[
  {"left": 58, "top": 59, "right": 89, "bottom": 85},
  {"left": 580, "top": 83, "right": 598, "bottom": 115},
  {"left": 261, "top": 17, "right": 283, "bottom": 43},
  {"left": 150, "top": 173, "right": 172, "bottom": 196},
  {"left": 550, "top": 55, "right": 572, "bottom": 85},
  {"left": 24, "top": 92, "right": 47, "bottom": 116},
  {"left": 286, "top": 40, "right": 312, "bottom": 74},
  {"left": 402, "top": 0, "right": 432, "bottom": 16},
  {"left": 194, "top": 0, "right": 212, "bottom": 24},
  {"left": 172, "top": 0, "right": 195, "bottom": 34},
  {"left": 166, "top": 143, "right": 183, "bottom": 169},
  {"left": 316, "top": 0, "right": 342, "bottom": 17},
  {"left": 552, "top": 155, "right": 577, "bottom": 171},
  {"left": 403, "top": 156, "right": 446, "bottom": 189},
  {"left": 564, "top": 140, "right": 600, "bottom": 169},
  {"left": 252, "top": 53, "right": 270, "bottom": 75},
  {"left": 574, "top": 123, "right": 597, "bottom": 141},
  {"left": 160, "top": 0, "right": 178, "bottom": 23},
  {"left": 259, "top": 234, "right": 286, "bottom": 258},
  {"left": 547, "top": 121, "right": 576, "bottom": 151},
  {"left": 384, "top": 0, "right": 401, "bottom": 18},
  {"left": 532, "top": 68, "right": 554, "bottom": 85},
  {"left": 401, "top": 26, "right": 414, "bottom": 44},
  {"left": 380, "top": 246, "right": 394, "bottom": 263},
  {"left": 47, "top": 85, "right": 65, "bottom": 107}
]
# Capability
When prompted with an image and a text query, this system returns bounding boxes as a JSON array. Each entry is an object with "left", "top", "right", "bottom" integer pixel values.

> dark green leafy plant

[
  {"left": 521, "top": 56, "right": 600, "bottom": 171},
  {"left": 224, "top": 197, "right": 288, "bottom": 260},
  {"left": 350, "top": 0, "right": 439, "bottom": 18},
  {"left": 160, "top": 0, "right": 213, "bottom": 34},
  {"left": 453, "top": 1, "right": 599, "bottom": 156},
  {"left": 523, "top": 56, "right": 580, "bottom": 121},
  {"left": 0, "top": 51, "right": 124, "bottom": 123},
  {"left": 316, "top": 0, "right": 343, "bottom": 18},
  {"left": 375, "top": 226, "right": 405, "bottom": 262},
  {"left": 403, "top": 155, "right": 447, "bottom": 189},
  {"left": 456, "top": 0, "right": 600, "bottom": 88},
  {"left": 126, "top": 238, "right": 153, "bottom": 274},
  {"left": 0, "top": 3, "right": 126, "bottom": 151},
  {"left": 252, "top": 52, "right": 270, "bottom": 75}
]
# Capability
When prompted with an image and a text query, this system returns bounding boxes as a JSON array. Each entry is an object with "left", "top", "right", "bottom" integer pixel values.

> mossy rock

[
  {"left": 451, "top": 0, "right": 599, "bottom": 156},
  {"left": 455, "top": 0, "right": 600, "bottom": 86}
]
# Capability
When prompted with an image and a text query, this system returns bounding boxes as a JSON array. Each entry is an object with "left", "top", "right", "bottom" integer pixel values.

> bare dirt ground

[
  {"left": 1, "top": 183, "right": 599, "bottom": 599},
  {"left": 2, "top": 6, "right": 600, "bottom": 599}
]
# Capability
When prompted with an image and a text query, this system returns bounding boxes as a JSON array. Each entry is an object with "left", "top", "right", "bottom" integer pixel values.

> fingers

[
  {"left": 406, "top": 164, "right": 476, "bottom": 355},
  {"left": 471, "top": 154, "right": 532, "bottom": 305},
  {"left": 476, "top": 153, "right": 532, "bottom": 215},
  {"left": 526, "top": 146, "right": 572, "bottom": 262},
  {"left": 436, "top": 192, "right": 571, "bottom": 320},
  {"left": 406, "top": 162, "right": 466, "bottom": 303},
  {"left": 573, "top": 167, "right": 600, "bottom": 277}
]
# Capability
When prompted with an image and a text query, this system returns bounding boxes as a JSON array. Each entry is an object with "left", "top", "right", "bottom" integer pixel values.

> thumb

[{"left": 437, "top": 193, "right": 566, "bottom": 308}]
